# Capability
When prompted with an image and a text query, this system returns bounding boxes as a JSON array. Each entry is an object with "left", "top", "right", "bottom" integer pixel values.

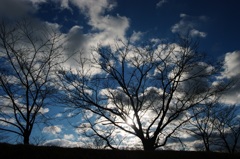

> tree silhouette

[
  {"left": 59, "top": 38, "right": 226, "bottom": 150},
  {"left": 0, "top": 18, "right": 64, "bottom": 144},
  {"left": 213, "top": 105, "right": 240, "bottom": 153},
  {"left": 187, "top": 102, "right": 220, "bottom": 151}
]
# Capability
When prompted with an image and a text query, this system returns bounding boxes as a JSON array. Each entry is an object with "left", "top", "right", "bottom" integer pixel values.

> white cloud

[
  {"left": 42, "top": 125, "right": 62, "bottom": 135},
  {"left": 190, "top": 29, "right": 207, "bottom": 38},
  {"left": 60, "top": 0, "right": 70, "bottom": 8},
  {"left": 0, "top": 0, "right": 129, "bottom": 76},
  {"left": 59, "top": 0, "right": 129, "bottom": 48},
  {"left": 1, "top": 0, "right": 130, "bottom": 54},
  {"left": 180, "top": 13, "right": 187, "bottom": 18},
  {"left": 39, "top": 108, "right": 49, "bottom": 114},
  {"left": 150, "top": 38, "right": 161, "bottom": 44},
  {"left": 171, "top": 14, "right": 207, "bottom": 38},
  {"left": 55, "top": 113, "right": 63, "bottom": 118},
  {"left": 218, "top": 51, "right": 240, "bottom": 105},
  {"left": 70, "top": 0, "right": 116, "bottom": 19},
  {"left": 42, "top": 139, "right": 82, "bottom": 147},
  {"left": 89, "top": 14, "right": 129, "bottom": 46},
  {"left": 63, "top": 134, "right": 75, "bottom": 140},
  {"left": 130, "top": 31, "right": 144, "bottom": 43},
  {"left": 67, "top": 112, "right": 75, "bottom": 117},
  {"left": 221, "top": 51, "right": 240, "bottom": 79},
  {"left": 177, "top": 62, "right": 214, "bottom": 96},
  {"left": 52, "top": 0, "right": 130, "bottom": 75},
  {"left": 156, "top": 0, "right": 168, "bottom": 8}
]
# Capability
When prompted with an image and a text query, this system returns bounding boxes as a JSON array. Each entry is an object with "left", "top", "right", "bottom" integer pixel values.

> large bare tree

[
  {"left": 0, "top": 19, "right": 64, "bottom": 144},
  {"left": 59, "top": 38, "right": 226, "bottom": 150}
]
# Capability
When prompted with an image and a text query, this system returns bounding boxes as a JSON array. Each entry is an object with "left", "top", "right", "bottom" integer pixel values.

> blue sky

[
  {"left": 33, "top": 0, "right": 240, "bottom": 57},
  {"left": 0, "top": 0, "right": 240, "bottom": 149}
]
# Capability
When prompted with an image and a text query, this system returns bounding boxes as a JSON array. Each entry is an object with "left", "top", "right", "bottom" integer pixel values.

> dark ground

[{"left": 0, "top": 143, "right": 239, "bottom": 159}]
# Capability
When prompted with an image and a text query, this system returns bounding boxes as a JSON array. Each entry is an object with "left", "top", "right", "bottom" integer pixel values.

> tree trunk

[
  {"left": 23, "top": 131, "right": 31, "bottom": 145},
  {"left": 203, "top": 137, "right": 210, "bottom": 151},
  {"left": 142, "top": 138, "right": 156, "bottom": 151}
]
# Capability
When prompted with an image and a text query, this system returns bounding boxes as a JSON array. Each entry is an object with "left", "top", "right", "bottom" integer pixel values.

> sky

[
  {"left": 30, "top": 0, "right": 240, "bottom": 57},
  {"left": 0, "top": 0, "right": 240, "bottom": 149}
]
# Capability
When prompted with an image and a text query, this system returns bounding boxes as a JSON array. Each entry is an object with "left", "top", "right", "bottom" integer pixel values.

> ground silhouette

[{"left": 0, "top": 143, "right": 239, "bottom": 159}]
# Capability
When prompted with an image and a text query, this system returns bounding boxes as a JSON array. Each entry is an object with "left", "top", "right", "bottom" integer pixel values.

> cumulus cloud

[
  {"left": 171, "top": 14, "right": 207, "bottom": 38},
  {"left": 89, "top": 14, "right": 129, "bottom": 46},
  {"left": 221, "top": 51, "right": 240, "bottom": 79},
  {"left": 65, "top": 25, "right": 85, "bottom": 44},
  {"left": 218, "top": 51, "right": 240, "bottom": 105},
  {"left": 42, "top": 125, "right": 62, "bottom": 135},
  {"left": 74, "top": 0, "right": 115, "bottom": 18},
  {"left": 177, "top": 62, "right": 214, "bottom": 96},
  {"left": 43, "top": 0, "right": 130, "bottom": 75},
  {"left": 59, "top": 0, "right": 129, "bottom": 48},
  {"left": 63, "top": 25, "right": 89, "bottom": 61}
]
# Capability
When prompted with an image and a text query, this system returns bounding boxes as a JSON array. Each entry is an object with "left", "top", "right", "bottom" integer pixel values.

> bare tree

[
  {"left": 76, "top": 109, "right": 120, "bottom": 150},
  {"left": 59, "top": 38, "right": 225, "bottom": 150},
  {"left": 0, "top": 18, "right": 64, "bottom": 145},
  {"left": 186, "top": 102, "right": 219, "bottom": 151},
  {"left": 213, "top": 105, "right": 240, "bottom": 153}
]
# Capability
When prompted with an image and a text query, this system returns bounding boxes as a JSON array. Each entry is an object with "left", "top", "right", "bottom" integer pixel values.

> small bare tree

[
  {"left": 187, "top": 102, "right": 219, "bottom": 151},
  {"left": 213, "top": 105, "right": 240, "bottom": 153},
  {"left": 0, "top": 18, "right": 64, "bottom": 144},
  {"left": 59, "top": 38, "right": 226, "bottom": 150}
]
